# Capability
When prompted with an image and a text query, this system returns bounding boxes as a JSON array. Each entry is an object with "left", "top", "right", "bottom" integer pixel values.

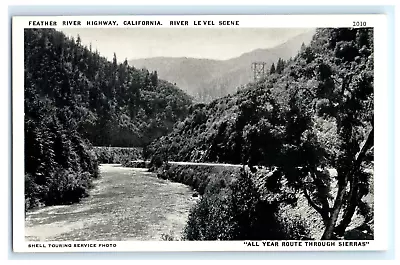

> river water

[{"left": 25, "top": 164, "right": 198, "bottom": 241}]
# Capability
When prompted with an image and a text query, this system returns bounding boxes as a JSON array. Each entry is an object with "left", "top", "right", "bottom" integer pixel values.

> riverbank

[{"left": 152, "top": 163, "right": 373, "bottom": 240}]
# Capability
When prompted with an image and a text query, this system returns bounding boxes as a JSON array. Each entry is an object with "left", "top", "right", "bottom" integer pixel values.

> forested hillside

[
  {"left": 146, "top": 28, "right": 373, "bottom": 164},
  {"left": 146, "top": 28, "right": 374, "bottom": 239},
  {"left": 24, "top": 29, "right": 192, "bottom": 210}
]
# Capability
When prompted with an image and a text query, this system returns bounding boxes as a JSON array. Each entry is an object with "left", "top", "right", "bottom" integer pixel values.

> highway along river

[{"left": 25, "top": 164, "right": 198, "bottom": 241}]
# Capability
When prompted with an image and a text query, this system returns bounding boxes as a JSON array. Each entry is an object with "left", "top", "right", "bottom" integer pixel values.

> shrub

[
  {"left": 315, "top": 98, "right": 334, "bottom": 117},
  {"left": 44, "top": 169, "right": 91, "bottom": 206},
  {"left": 161, "top": 233, "right": 177, "bottom": 241},
  {"left": 151, "top": 153, "right": 165, "bottom": 169},
  {"left": 183, "top": 169, "right": 289, "bottom": 240},
  {"left": 24, "top": 129, "right": 100, "bottom": 211},
  {"left": 275, "top": 213, "right": 312, "bottom": 240},
  {"left": 25, "top": 173, "right": 42, "bottom": 210},
  {"left": 156, "top": 164, "right": 311, "bottom": 240}
]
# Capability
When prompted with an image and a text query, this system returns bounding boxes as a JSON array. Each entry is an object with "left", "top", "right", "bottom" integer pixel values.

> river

[{"left": 25, "top": 164, "right": 198, "bottom": 241}]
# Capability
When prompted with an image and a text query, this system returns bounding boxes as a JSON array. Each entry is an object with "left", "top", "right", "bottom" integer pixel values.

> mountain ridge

[{"left": 129, "top": 29, "right": 316, "bottom": 102}]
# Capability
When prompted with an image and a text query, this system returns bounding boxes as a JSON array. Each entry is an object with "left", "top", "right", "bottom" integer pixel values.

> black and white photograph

[{"left": 12, "top": 15, "right": 382, "bottom": 251}]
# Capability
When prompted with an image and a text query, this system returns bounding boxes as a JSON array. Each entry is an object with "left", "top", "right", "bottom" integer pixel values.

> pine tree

[
  {"left": 276, "top": 58, "right": 285, "bottom": 74},
  {"left": 270, "top": 63, "right": 276, "bottom": 74}
]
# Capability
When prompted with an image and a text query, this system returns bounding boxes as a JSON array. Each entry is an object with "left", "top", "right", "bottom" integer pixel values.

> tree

[
  {"left": 300, "top": 42, "right": 306, "bottom": 52},
  {"left": 236, "top": 28, "right": 374, "bottom": 240},
  {"left": 150, "top": 70, "right": 158, "bottom": 87},
  {"left": 270, "top": 63, "right": 276, "bottom": 74},
  {"left": 276, "top": 29, "right": 374, "bottom": 240},
  {"left": 276, "top": 58, "right": 285, "bottom": 74}
]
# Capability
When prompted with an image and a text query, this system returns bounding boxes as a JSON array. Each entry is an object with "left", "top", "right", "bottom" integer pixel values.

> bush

[
  {"left": 275, "top": 213, "right": 312, "bottom": 240},
  {"left": 161, "top": 233, "right": 177, "bottom": 241},
  {"left": 156, "top": 164, "right": 311, "bottom": 240},
  {"left": 151, "top": 154, "right": 165, "bottom": 168},
  {"left": 183, "top": 169, "right": 290, "bottom": 240},
  {"left": 315, "top": 98, "right": 334, "bottom": 117},
  {"left": 24, "top": 121, "right": 100, "bottom": 211},
  {"left": 44, "top": 169, "right": 91, "bottom": 206},
  {"left": 25, "top": 173, "right": 42, "bottom": 210}
]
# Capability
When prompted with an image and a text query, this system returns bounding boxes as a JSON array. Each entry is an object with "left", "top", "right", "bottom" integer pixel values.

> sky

[{"left": 60, "top": 28, "right": 314, "bottom": 61}]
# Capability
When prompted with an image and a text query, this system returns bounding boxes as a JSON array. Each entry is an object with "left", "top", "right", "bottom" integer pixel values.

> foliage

[
  {"left": 183, "top": 169, "right": 307, "bottom": 240},
  {"left": 24, "top": 112, "right": 99, "bottom": 210},
  {"left": 161, "top": 233, "right": 176, "bottom": 241},
  {"left": 155, "top": 165, "right": 309, "bottom": 240},
  {"left": 157, "top": 164, "right": 232, "bottom": 196},
  {"left": 269, "top": 63, "right": 276, "bottom": 74},
  {"left": 275, "top": 212, "right": 312, "bottom": 240}
]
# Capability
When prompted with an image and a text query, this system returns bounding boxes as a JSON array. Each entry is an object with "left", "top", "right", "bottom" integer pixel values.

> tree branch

[
  {"left": 335, "top": 127, "right": 374, "bottom": 236},
  {"left": 355, "top": 128, "right": 374, "bottom": 164},
  {"left": 302, "top": 186, "right": 329, "bottom": 224},
  {"left": 321, "top": 127, "right": 374, "bottom": 239},
  {"left": 340, "top": 74, "right": 354, "bottom": 98},
  {"left": 310, "top": 169, "right": 332, "bottom": 218}
]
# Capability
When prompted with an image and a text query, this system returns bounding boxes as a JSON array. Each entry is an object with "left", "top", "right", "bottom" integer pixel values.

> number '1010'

[{"left": 353, "top": 21, "right": 367, "bottom": 27}]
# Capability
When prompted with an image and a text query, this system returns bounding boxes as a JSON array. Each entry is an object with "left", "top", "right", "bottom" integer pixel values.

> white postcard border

[{"left": 12, "top": 14, "right": 388, "bottom": 252}]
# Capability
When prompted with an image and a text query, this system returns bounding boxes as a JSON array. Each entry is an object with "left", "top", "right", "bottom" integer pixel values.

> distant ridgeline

[
  {"left": 24, "top": 28, "right": 192, "bottom": 210},
  {"left": 129, "top": 30, "right": 315, "bottom": 103}
]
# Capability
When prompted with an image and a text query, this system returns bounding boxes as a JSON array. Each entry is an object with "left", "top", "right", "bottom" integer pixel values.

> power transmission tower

[{"left": 251, "top": 62, "right": 267, "bottom": 82}]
